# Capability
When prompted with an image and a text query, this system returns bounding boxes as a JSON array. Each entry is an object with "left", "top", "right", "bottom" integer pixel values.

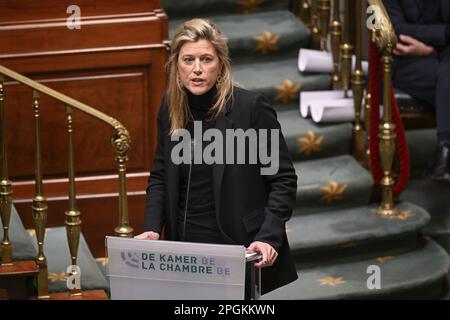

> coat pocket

[{"left": 242, "top": 207, "right": 266, "bottom": 233}]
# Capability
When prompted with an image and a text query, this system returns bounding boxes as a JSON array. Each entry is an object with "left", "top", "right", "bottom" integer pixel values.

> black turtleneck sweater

[{"left": 177, "top": 87, "right": 225, "bottom": 244}]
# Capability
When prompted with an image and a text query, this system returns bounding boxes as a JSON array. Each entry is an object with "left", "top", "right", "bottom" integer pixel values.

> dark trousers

[{"left": 392, "top": 46, "right": 450, "bottom": 135}]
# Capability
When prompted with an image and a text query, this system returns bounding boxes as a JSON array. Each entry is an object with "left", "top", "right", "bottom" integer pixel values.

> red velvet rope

[
  {"left": 368, "top": 42, "right": 410, "bottom": 195},
  {"left": 391, "top": 84, "right": 410, "bottom": 194}
]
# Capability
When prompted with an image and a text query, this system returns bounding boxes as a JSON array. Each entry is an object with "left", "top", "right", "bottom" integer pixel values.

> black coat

[
  {"left": 144, "top": 86, "right": 298, "bottom": 294},
  {"left": 385, "top": 0, "right": 450, "bottom": 47}
]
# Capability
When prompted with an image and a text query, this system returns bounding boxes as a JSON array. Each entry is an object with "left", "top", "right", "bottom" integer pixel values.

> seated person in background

[{"left": 385, "top": 0, "right": 450, "bottom": 180}]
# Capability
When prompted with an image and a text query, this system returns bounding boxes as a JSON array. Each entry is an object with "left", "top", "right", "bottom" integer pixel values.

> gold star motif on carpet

[
  {"left": 96, "top": 257, "right": 109, "bottom": 266},
  {"left": 48, "top": 272, "right": 68, "bottom": 282},
  {"left": 254, "top": 31, "right": 280, "bottom": 54},
  {"left": 339, "top": 242, "right": 358, "bottom": 249},
  {"left": 274, "top": 80, "right": 301, "bottom": 103},
  {"left": 384, "top": 210, "right": 414, "bottom": 221},
  {"left": 377, "top": 256, "right": 394, "bottom": 263},
  {"left": 317, "top": 276, "right": 346, "bottom": 287},
  {"left": 238, "top": 0, "right": 262, "bottom": 13},
  {"left": 320, "top": 180, "right": 347, "bottom": 203},
  {"left": 297, "top": 130, "right": 324, "bottom": 155}
]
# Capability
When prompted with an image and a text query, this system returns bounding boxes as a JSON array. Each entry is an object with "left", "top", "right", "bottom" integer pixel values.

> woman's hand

[
  {"left": 394, "top": 34, "right": 436, "bottom": 57},
  {"left": 134, "top": 231, "right": 160, "bottom": 240},
  {"left": 246, "top": 241, "right": 278, "bottom": 268}
]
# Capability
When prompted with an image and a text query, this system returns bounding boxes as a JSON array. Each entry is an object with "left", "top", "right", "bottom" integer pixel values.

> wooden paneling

[
  {"left": 0, "top": 15, "right": 167, "bottom": 56},
  {"left": 5, "top": 67, "right": 148, "bottom": 179},
  {"left": 0, "top": 0, "right": 158, "bottom": 24},
  {"left": 1, "top": 0, "right": 168, "bottom": 256}
]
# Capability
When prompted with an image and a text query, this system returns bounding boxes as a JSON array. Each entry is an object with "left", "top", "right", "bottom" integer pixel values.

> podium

[{"left": 106, "top": 236, "right": 261, "bottom": 300}]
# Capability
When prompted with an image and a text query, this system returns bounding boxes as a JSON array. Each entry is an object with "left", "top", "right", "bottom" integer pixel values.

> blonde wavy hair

[{"left": 167, "top": 18, "right": 234, "bottom": 134}]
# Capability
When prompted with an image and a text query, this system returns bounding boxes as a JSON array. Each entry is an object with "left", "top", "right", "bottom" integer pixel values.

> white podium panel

[{"left": 106, "top": 237, "right": 246, "bottom": 300}]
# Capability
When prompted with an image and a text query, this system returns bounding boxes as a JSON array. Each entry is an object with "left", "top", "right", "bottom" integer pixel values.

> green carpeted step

[
  {"left": 400, "top": 178, "right": 450, "bottom": 239},
  {"left": 278, "top": 109, "right": 352, "bottom": 161},
  {"left": 234, "top": 58, "right": 331, "bottom": 106},
  {"left": 169, "top": 10, "right": 310, "bottom": 63},
  {"left": 162, "top": 0, "right": 291, "bottom": 19},
  {"left": 293, "top": 155, "right": 373, "bottom": 214},
  {"left": 95, "top": 257, "right": 109, "bottom": 279},
  {"left": 29, "top": 227, "right": 109, "bottom": 293},
  {"left": 262, "top": 238, "right": 449, "bottom": 299},
  {"left": 287, "top": 202, "right": 429, "bottom": 264},
  {"left": 0, "top": 205, "right": 37, "bottom": 261},
  {"left": 406, "top": 128, "right": 436, "bottom": 173}
]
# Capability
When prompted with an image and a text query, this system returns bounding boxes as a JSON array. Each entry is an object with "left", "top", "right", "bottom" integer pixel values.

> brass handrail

[
  {"left": 0, "top": 65, "right": 123, "bottom": 128},
  {"left": 0, "top": 64, "right": 133, "bottom": 297},
  {"left": 0, "top": 65, "right": 132, "bottom": 227},
  {"left": 367, "top": 0, "right": 397, "bottom": 51}
]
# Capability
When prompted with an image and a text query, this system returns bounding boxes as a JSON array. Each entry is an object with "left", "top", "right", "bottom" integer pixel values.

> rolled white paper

[
  {"left": 298, "top": 48, "right": 368, "bottom": 75},
  {"left": 300, "top": 90, "right": 353, "bottom": 118},
  {"left": 309, "top": 99, "right": 383, "bottom": 123},
  {"left": 298, "top": 49, "right": 333, "bottom": 73},
  {"left": 310, "top": 98, "right": 356, "bottom": 123}
]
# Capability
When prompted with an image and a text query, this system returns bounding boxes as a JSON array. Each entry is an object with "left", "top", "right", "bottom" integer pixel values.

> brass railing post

[
  {"left": 377, "top": 43, "right": 398, "bottom": 216},
  {"left": 365, "top": 29, "right": 377, "bottom": 169},
  {"left": 299, "top": 0, "right": 312, "bottom": 28},
  {"left": 112, "top": 120, "right": 133, "bottom": 237},
  {"left": 364, "top": 91, "right": 372, "bottom": 168},
  {"left": 310, "top": 0, "right": 321, "bottom": 50},
  {"left": 365, "top": 0, "right": 399, "bottom": 216},
  {"left": 0, "top": 74, "right": 13, "bottom": 265},
  {"left": 340, "top": 0, "right": 353, "bottom": 98},
  {"left": 330, "top": 0, "right": 342, "bottom": 89},
  {"left": 31, "top": 89, "right": 49, "bottom": 298},
  {"left": 318, "top": 0, "right": 331, "bottom": 51},
  {"left": 65, "top": 106, "right": 82, "bottom": 296},
  {"left": 351, "top": 0, "right": 366, "bottom": 166}
]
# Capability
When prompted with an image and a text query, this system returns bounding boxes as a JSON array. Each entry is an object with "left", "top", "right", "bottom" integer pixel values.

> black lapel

[
  {"left": 167, "top": 136, "right": 179, "bottom": 236},
  {"left": 212, "top": 111, "right": 234, "bottom": 220}
]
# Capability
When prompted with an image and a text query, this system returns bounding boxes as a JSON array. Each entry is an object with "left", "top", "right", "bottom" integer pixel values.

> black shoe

[{"left": 425, "top": 142, "right": 450, "bottom": 180}]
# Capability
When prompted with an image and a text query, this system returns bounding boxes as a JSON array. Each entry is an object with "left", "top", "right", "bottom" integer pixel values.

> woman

[{"left": 135, "top": 18, "right": 298, "bottom": 295}]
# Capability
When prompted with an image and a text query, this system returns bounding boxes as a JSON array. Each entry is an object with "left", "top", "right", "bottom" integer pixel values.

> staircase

[
  {"left": 0, "top": 207, "right": 109, "bottom": 298},
  {"left": 161, "top": 0, "right": 450, "bottom": 299},
  {"left": 0, "top": 64, "right": 131, "bottom": 299}
]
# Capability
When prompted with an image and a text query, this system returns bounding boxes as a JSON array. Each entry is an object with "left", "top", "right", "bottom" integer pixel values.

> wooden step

[{"left": 0, "top": 260, "right": 39, "bottom": 299}]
